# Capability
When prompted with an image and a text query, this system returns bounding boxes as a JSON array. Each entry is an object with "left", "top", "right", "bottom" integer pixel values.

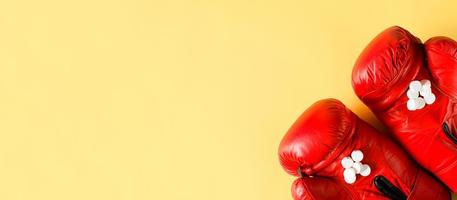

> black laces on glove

[
  {"left": 374, "top": 176, "right": 407, "bottom": 200},
  {"left": 442, "top": 123, "right": 457, "bottom": 145}
]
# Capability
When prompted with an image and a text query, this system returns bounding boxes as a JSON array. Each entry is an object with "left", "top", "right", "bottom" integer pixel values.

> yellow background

[{"left": 0, "top": 0, "right": 456, "bottom": 199}]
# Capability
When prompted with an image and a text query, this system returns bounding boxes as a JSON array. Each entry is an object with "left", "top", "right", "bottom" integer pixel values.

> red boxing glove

[
  {"left": 278, "top": 99, "right": 449, "bottom": 200},
  {"left": 352, "top": 26, "right": 457, "bottom": 192}
]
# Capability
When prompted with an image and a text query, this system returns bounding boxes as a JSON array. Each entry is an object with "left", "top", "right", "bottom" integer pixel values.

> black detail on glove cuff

[
  {"left": 442, "top": 123, "right": 457, "bottom": 145},
  {"left": 374, "top": 176, "right": 406, "bottom": 200}
]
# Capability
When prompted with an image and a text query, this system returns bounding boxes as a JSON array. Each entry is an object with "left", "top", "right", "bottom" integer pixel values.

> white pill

[
  {"left": 421, "top": 79, "right": 431, "bottom": 88},
  {"left": 343, "top": 168, "right": 356, "bottom": 184},
  {"left": 344, "top": 172, "right": 356, "bottom": 184},
  {"left": 341, "top": 157, "right": 354, "bottom": 169},
  {"left": 409, "top": 80, "right": 422, "bottom": 92},
  {"left": 344, "top": 167, "right": 356, "bottom": 177},
  {"left": 360, "top": 164, "right": 371, "bottom": 177},
  {"left": 424, "top": 93, "right": 436, "bottom": 105},
  {"left": 407, "top": 99, "right": 417, "bottom": 111},
  {"left": 407, "top": 89, "right": 419, "bottom": 99},
  {"left": 419, "top": 86, "right": 432, "bottom": 96},
  {"left": 415, "top": 97, "right": 426, "bottom": 109},
  {"left": 351, "top": 150, "right": 364, "bottom": 162},
  {"left": 353, "top": 162, "right": 362, "bottom": 174}
]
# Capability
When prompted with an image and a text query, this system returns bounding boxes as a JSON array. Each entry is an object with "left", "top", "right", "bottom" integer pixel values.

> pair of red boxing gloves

[{"left": 278, "top": 26, "right": 457, "bottom": 200}]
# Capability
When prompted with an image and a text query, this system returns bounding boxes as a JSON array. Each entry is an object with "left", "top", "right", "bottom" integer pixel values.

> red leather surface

[
  {"left": 352, "top": 26, "right": 457, "bottom": 192},
  {"left": 278, "top": 99, "right": 448, "bottom": 200}
]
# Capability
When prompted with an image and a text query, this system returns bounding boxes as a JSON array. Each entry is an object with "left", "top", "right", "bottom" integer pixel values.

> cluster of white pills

[
  {"left": 341, "top": 150, "right": 371, "bottom": 184},
  {"left": 406, "top": 80, "right": 436, "bottom": 111}
]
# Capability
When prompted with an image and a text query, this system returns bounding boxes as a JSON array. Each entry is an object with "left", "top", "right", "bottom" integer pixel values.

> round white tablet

[
  {"left": 353, "top": 162, "right": 362, "bottom": 174},
  {"left": 344, "top": 168, "right": 356, "bottom": 179},
  {"left": 424, "top": 93, "right": 436, "bottom": 105},
  {"left": 351, "top": 150, "right": 364, "bottom": 162},
  {"left": 419, "top": 86, "right": 432, "bottom": 96},
  {"left": 341, "top": 157, "right": 354, "bottom": 169},
  {"left": 360, "top": 164, "right": 371, "bottom": 177},
  {"left": 407, "top": 98, "right": 417, "bottom": 111},
  {"left": 344, "top": 172, "right": 356, "bottom": 184},
  {"left": 407, "top": 89, "right": 419, "bottom": 99},
  {"left": 409, "top": 80, "right": 422, "bottom": 92},
  {"left": 416, "top": 97, "right": 426, "bottom": 109}
]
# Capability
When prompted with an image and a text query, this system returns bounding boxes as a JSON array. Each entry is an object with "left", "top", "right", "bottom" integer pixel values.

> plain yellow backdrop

[{"left": 0, "top": 0, "right": 456, "bottom": 199}]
